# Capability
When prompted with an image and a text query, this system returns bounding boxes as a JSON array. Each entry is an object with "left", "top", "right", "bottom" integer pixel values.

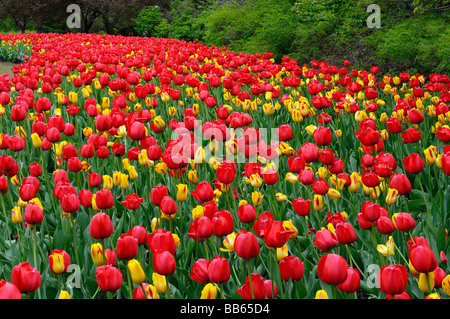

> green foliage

[
  {"left": 134, "top": 6, "right": 165, "bottom": 37},
  {"left": 364, "top": 11, "right": 450, "bottom": 74},
  {"left": 201, "top": 0, "right": 299, "bottom": 60}
]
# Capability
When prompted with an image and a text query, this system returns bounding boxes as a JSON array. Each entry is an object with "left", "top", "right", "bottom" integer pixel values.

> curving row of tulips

[{"left": 0, "top": 32, "right": 449, "bottom": 300}]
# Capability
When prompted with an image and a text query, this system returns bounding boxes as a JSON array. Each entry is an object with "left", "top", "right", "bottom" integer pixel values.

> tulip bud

[
  {"left": 128, "top": 259, "right": 145, "bottom": 285},
  {"left": 200, "top": 283, "right": 217, "bottom": 299}
]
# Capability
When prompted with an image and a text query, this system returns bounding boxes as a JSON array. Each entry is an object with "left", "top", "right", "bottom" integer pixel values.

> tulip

[
  {"left": 116, "top": 233, "right": 138, "bottom": 260},
  {"left": 200, "top": 283, "right": 217, "bottom": 299},
  {"left": 337, "top": 267, "right": 360, "bottom": 293},
  {"left": 153, "top": 250, "right": 176, "bottom": 276},
  {"left": 392, "top": 212, "right": 415, "bottom": 232},
  {"left": 176, "top": 184, "right": 188, "bottom": 202},
  {"left": 335, "top": 222, "right": 357, "bottom": 245},
  {"left": 0, "top": 280, "right": 22, "bottom": 299},
  {"left": 89, "top": 212, "right": 113, "bottom": 239},
  {"left": 236, "top": 273, "right": 266, "bottom": 299},
  {"left": 121, "top": 193, "right": 143, "bottom": 210},
  {"left": 95, "top": 188, "right": 114, "bottom": 210},
  {"left": 190, "top": 258, "right": 210, "bottom": 284},
  {"left": 409, "top": 244, "right": 437, "bottom": 274},
  {"left": 95, "top": 265, "right": 123, "bottom": 292},
  {"left": 234, "top": 230, "right": 260, "bottom": 260},
  {"left": 389, "top": 173, "right": 412, "bottom": 195},
  {"left": 279, "top": 256, "right": 304, "bottom": 282},
  {"left": 402, "top": 152, "right": 425, "bottom": 174},
  {"left": 264, "top": 221, "right": 295, "bottom": 248},
  {"left": 48, "top": 249, "right": 71, "bottom": 275},
  {"left": 159, "top": 196, "right": 177, "bottom": 216},
  {"left": 11, "top": 261, "right": 42, "bottom": 294},
  {"left": 127, "top": 259, "right": 146, "bottom": 285},
  {"left": 150, "top": 185, "right": 168, "bottom": 206},
  {"left": 211, "top": 209, "right": 234, "bottom": 237},
  {"left": 133, "top": 283, "right": 159, "bottom": 299},
  {"left": 147, "top": 228, "right": 177, "bottom": 255},
  {"left": 238, "top": 204, "right": 257, "bottom": 224},
  {"left": 317, "top": 254, "right": 348, "bottom": 286},
  {"left": 191, "top": 181, "right": 215, "bottom": 203},
  {"left": 23, "top": 203, "right": 43, "bottom": 225},
  {"left": 207, "top": 255, "right": 230, "bottom": 283},
  {"left": 378, "top": 264, "right": 408, "bottom": 296},
  {"left": 314, "top": 229, "right": 339, "bottom": 253}
]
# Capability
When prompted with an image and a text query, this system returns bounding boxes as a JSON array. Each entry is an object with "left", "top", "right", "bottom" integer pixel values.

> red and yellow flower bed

[{"left": 0, "top": 32, "right": 449, "bottom": 300}]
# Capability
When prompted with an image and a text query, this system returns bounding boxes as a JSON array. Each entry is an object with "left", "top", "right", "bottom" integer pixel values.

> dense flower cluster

[{"left": 0, "top": 32, "right": 449, "bottom": 300}]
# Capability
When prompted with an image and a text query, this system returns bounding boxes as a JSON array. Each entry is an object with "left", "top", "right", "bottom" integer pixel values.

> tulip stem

[
  {"left": 0, "top": 193, "right": 10, "bottom": 242},
  {"left": 126, "top": 263, "right": 133, "bottom": 299},
  {"left": 165, "top": 275, "right": 171, "bottom": 299},
  {"left": 416, "top": 174, "right": 436, "bottom": 236},
  {"left": 246, "top": 259, "right": 255, "bottom": 299},
  {"left": 71, "top": 213, "right": 80, "bottom": 266},
  {"left": 101, "top": 238, "right": 107, "bottom": 265},
  {"left": 32, "top": 225, "right": 42, "bottom": 299}
]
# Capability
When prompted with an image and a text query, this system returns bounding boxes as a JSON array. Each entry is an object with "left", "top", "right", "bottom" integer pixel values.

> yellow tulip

[
  {"left": 200, "top": 283, "right": 217, "bottom": 299},
  {"left": 128, "top": 259, "right": 146, "bottom": 285}
]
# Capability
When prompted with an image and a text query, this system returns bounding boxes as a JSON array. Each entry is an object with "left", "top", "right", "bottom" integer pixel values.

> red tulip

[
  {"left": 319, "top": 148, "right": 335, "bottom": 166},
  {"left": 61, "top": 193, "right": 80, "bottom": 213},
  {"left": 360, "top": 172, "right": 380, "bottom": 188},
  {"left": 87, "top": 172, "right": 102, "bottom": 188},
  {"left": 190, "top": 258, "right": 209, "bottom": 284},
  {"left": 292, "top": 198, "right": 311, "bottom": 216},
  {"left": 95, "top": 188, "right": 114, "bottom": 210},
  {"left": 313, "top": 126, "right": 332, "bottom": 146},
  {"left": 252, "top": 211, "right": 275, "bottom": 238},
  {"left": 409, "top": 244, "right": 437, "bottom": 273},
  {"left": 378, "top": 264, "right": 408, "bottom": 295},
  {"left": 287, "top": 156, "right": 305, "bottom": 173},
  {"left": 335, "top": 222, "right": 357, "bottom": 245},
  {"left": 211, "top": 209, "right": 234, "bottom": 237},
  {"left": 191, "top": 181, "right": 215, "bottom": 203},
  {"left": 317, "top": 254, "right": 348, "bottom": 285},
  {"left": 389, "top": 173, "right": 412, "bottom": 195},
  {"left": 95, "top": 265, "right": 123, "bottom": 292},
  {"left": 361, "top": 201, "right": 380, "bottom": 222},
  {"left": 147, "top": 228, "right": 177, "bottom": 255},
  {"left": 116, "top": 233, "right": 138, "bottom": 260},
  {"left": 234, "top": 230, "right": 260, "bottom": 260},
  {"left": 153, "top": 250, "right": 176, "bottom": 276},
  {"left": 160, "top": 196, "right": 177, "bottom": 215},
  {"left": 150, "top": 185, "right": 168, "bottom": 206},
  {"left": 29, "top": 163, "right": 42, "bottom": 177},
  {"left": 298, "top": 169, "right": 315, "bottom": 185},
  {"left": 0, "top": 280, "right": 22, "bottom": 299},
  {"left": 216, "top": 161, "right": 237, "bottom": 184},
  {"left": 121, "top": 193, "right": 143, "bottom": 210},
  {"left": 377, "top": 216, "right": 396, "bottom": 235},
  {"left": 386, "top": 117, "right": 403, "bottom": 134},
  {"left": 236, "top": 273, "right": 266, "bottom": 299},
  {"left": 337, "top": 267, "right": 360, "bottom": 293},
  {"left": 238, "top": 204, "right": 257, "bottom": 224},
  {"left": 301, "top": 142, "right": 319, "bottom": 163},
  {"left": 264, "top": 221, "right": 294, "bottom": 248},
  {"left": 402, "top": 127, "right": 421, "bottom": 143},
  {"left": 279, "top": 256, "right": 304, "bottom": 282},
  {"left": 276, "top": 124, "right": 294, "bottom": 141},
  {"left": 407, "top": 109, "right": 424, "bottom": 124},
  {"left": 24, "top": 203, "right": 43, "bottom": 224},
  {"left": 207, "top": 255, "right": 230, "bottom": 283},
  {"left": 393, "top": 212, "right": 415, "bottom": 232},
  {"left": 11, "top": 262, "right": 41, "bottom": 294},
  {"left": 89, "top": 212, "right": 113, "bottom": 239},
  {"left": 313, "top": 229, "right": 339, "bottom": 253},
  {"left": 311, "top": 178, "right": 329, "bottom": 195},
  {"left": 402, "top": 153, "right": 424, "bottom": 174}
]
